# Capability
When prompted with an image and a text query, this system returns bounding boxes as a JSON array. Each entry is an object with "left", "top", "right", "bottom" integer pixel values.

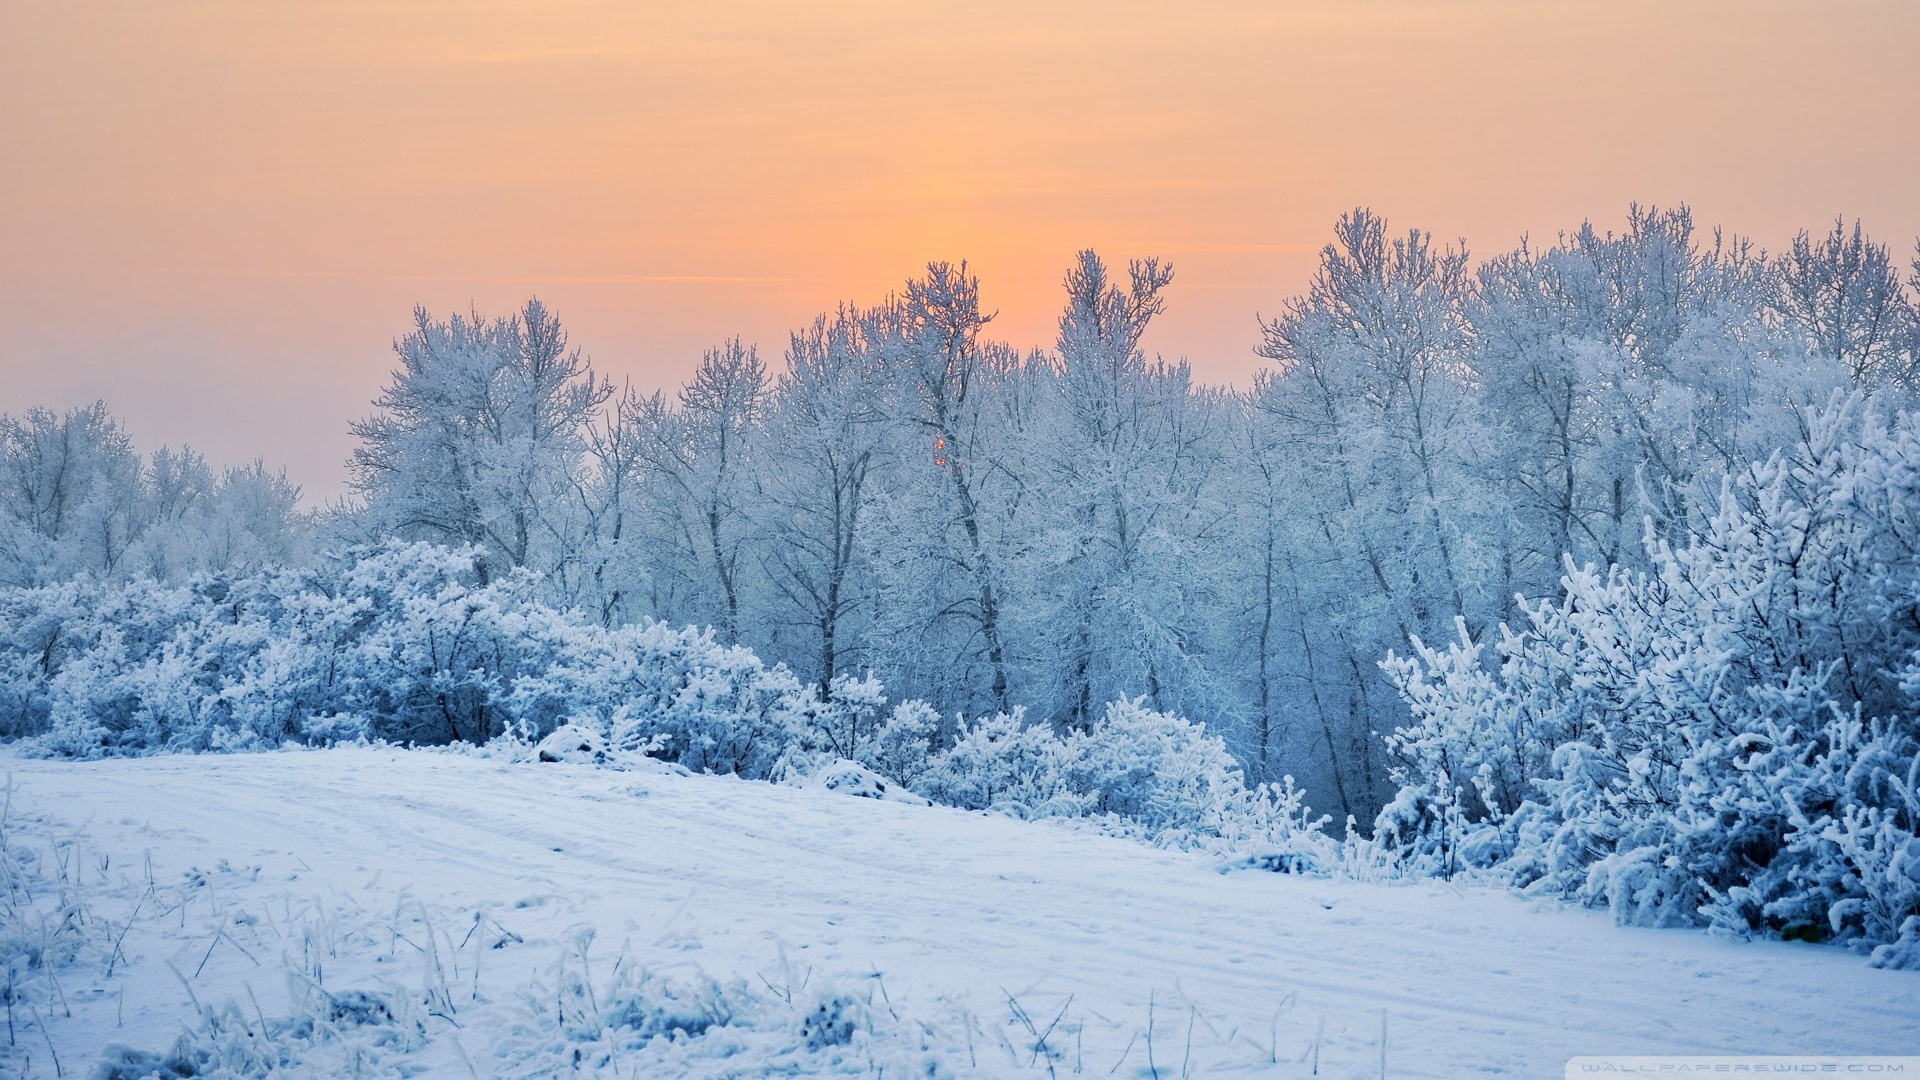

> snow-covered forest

[{"left": 6, "top": 206, "right": 1920, "bottom": 977}]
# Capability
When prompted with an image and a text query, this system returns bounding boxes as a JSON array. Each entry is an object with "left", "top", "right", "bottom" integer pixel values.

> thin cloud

[{"left": 161, "top": 268, "right": 883, "bottom": 286}]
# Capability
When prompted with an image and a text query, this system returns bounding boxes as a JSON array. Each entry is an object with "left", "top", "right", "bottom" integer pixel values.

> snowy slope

[{"left": 4, "top": 747, "right": 1916, "bottom": 1078}]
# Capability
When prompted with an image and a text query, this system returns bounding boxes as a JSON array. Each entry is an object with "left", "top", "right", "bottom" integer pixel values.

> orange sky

[{"left": 3, "top": 0, "right": 1917, "bottom": 500}]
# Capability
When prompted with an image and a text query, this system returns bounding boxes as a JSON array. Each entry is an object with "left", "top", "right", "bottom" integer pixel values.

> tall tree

[
  {"left": 349, "top": 300, "right": 608, "bottom": 586},
  {"left": 623, "top": 339, "right": 767, "bottom": 643},
  {"left": 1254, "top": 210, "right": 1483, "bottom": 815},
  {"left": 1043, "top": 251, "right": 1227, "bottom": 730},
  {"left": 888, "top": 263, "right": 1020, "bottom": 714},
  {"left": 759, "top": 307, "right": 893, "bottom": 693},
  {"left": 1773, "top": 217, "right": 1915, "bottom": 387}
]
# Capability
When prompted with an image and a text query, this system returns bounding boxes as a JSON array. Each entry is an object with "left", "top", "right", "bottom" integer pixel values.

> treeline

[
  {"left": 0, "top": 402, "right": 306, "bottom": 585},
  {"left": 4, "top": 206, "right": 1919, "bottom": 823}
]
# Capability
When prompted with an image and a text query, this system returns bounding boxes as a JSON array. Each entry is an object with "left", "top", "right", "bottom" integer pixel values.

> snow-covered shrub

[
  {"left": 19, "top": 542, "right": 576, "bottom": 756},
  {"left": 775, "top": 679, "right": 945, "bottom": 788},
  {"left": 1212, "top": 775, "right": 1340, "bottom": 874},
  {"left": 507, "top": 620, "right": 810, "bottom": 778},
  {"left": 788, "top": 673, "right": 889, "bottom": 762},
  {"left": 29, "top": 578, "right": 215, "bottom": 756},
  {"left": 1, "top": 541, "right": 868, "bottom": 780},
  {"left": 338, "top": 548, "right": 573, "bottom": 745},
  {"left": 534, "top": 722, "right": 616, "bottom": 764},
  {"left": 1059, "top": 697, "right": 1247, "bottom": 836},
  {"left": 1382, "top": 397, "right": 1920, "bottom": 956},
  {"left": 909, "top": 696, "right": 1342, "bottom": 859},
  {"left": 1377, "top": 615, "right": 1580, "bottom": 877},
  {"left": 913, "top": 708, "right": 1080, "bottom": 817},
  {"left": 1064, "top": 701, "right": 1342, "bottom": 865},
  {"left": 0, "top": 581, "right": 97, "bottom": 738},
  {"left": 854, "top": 699, "right": 943, "bottom": 789}
]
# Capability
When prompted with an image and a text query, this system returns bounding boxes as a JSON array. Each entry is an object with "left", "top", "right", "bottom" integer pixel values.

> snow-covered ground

[{"left": 3, "top": 747, "right": 1915, "bottom": 1078}]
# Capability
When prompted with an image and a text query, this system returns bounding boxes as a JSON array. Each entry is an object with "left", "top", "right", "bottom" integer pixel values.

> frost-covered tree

[
  {"left": 871, "top": 263, "right": 1027, "bottom": 716},
  {"left": 758, "top": 307, "right": 894, "bottom": 692},
  {"left": 619, "top": 339, "right": 768, "bottom": 642},
  {"left": 0, "top": 403, "right": 307, "bottom": 589},
  {"left": 134, "top": 456, "right": 306, "bottom": 581},
  {"left": 570, "top": 384, "right": 653, "bottom": 628},
  {"left": 1772, "top": 217, "right": 1915, "bottom": 389},
  {"left": 1474, "top": 206, "right": 1853, "bottom": 604},
  {"left": 350, "top": 299, "right": 608, "bottom": 587},
  {"left": 0, "top": 403, "right": 144, "bottom": 586},
  {"left": 1217, "top": 399, "right": 1310, "bottom": 787},
  {"left": 1252, "top": 210, "right": 1487, "bottom": 816},
  {"left": 1041, "top": 251, "right": 1226, "bottom": 731}
]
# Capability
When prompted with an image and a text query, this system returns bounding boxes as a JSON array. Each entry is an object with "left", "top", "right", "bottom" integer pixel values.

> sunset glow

[{"left": 4, "top": 0, "right": 1917, "bottom": 497}]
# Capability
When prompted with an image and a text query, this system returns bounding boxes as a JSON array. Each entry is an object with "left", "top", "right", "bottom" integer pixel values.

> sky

[{"left": 3, "top": 0, "right": 1917, "bottom": 502}]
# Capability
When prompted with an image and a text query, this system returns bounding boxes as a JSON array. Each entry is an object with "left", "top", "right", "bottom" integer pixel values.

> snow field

[{"left": 3, "top": 747, "right": 1916, "bottom": 1078}]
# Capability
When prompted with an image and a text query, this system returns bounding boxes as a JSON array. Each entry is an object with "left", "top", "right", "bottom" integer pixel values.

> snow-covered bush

[
  {"left": 27, "top": 577, "right": 220, "bottom": 756},
  {"left": 0, "top": 581, "right": 96, "bottom": 738},
  {"left": 1059, "top": 697, "right": 1248, "bottom": 836},
  {"left": 2, "top": 541, "right": 852, "bottom": 778},
  {"left": 771, "top": 680, "right": 950, "bottom": 789},
  {"left": 853, "top": 699, "right": 943, "bottom": 789},
  {"left": 0, "top": 538, "right": 1351, "bottom": 868},
  {"left": 787, "top": 673, "right": 889, "bottom": 763},
  {"left": 534, "top": 722, "right": 618, "bottom": 764},
  {"left": 14, "top": 542, "right": 576, "bottom": 756},
  {"left": 913, "top": 708, "right": 1079, "bottom": 817},
  {"left": 336, "top": 547, "right": 574, "bottom": 745},
  {"left": 1377, "top": 614, "right": 1576, "bottom": 877},
  {"left": 507, "top": 620, "right": 810, "bottom": 778},
  {"left": 911, "top": 697, "right": 1341, "bottom": 863},
  {"left": 1211, "top": 775, "right": 1342, "bottom": 874},
  {"left": 1382, "top": 397, "right": 1920, "bottom": 959},
  {"left": 790, "top": 758, "right": 931, "bottom": 805}
]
